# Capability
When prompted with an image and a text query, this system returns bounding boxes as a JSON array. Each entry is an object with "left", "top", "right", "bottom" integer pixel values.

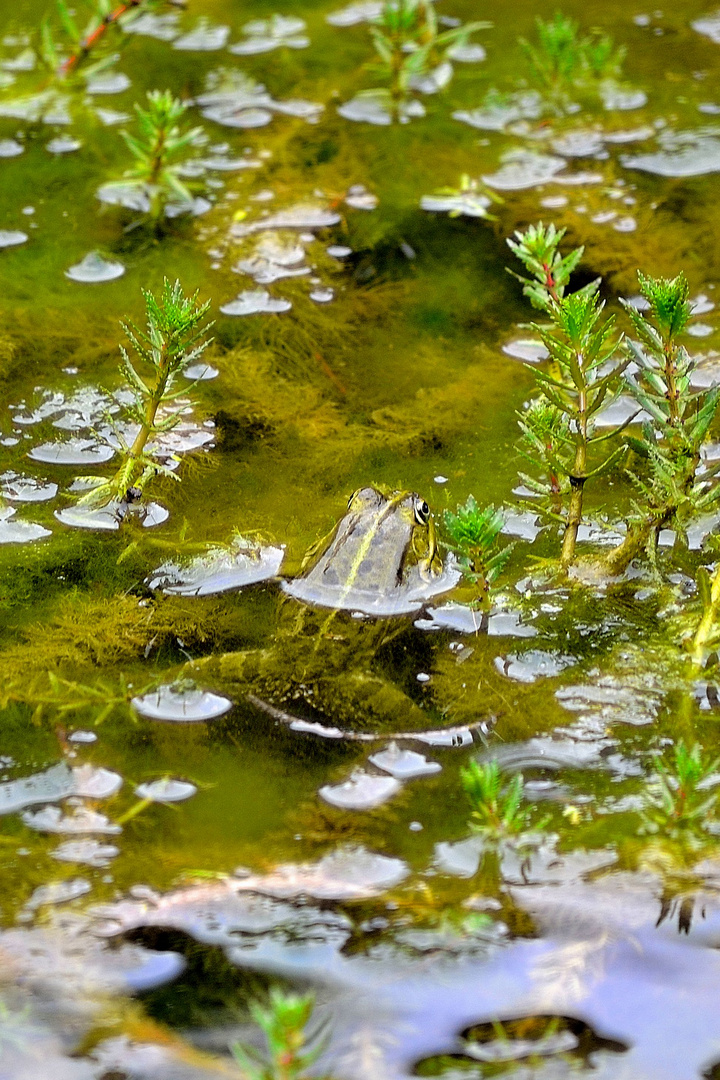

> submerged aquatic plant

[
  {"left": 460, "top": 759, "right": 528, "bottom": 839},
  {"left": 361, "top": 0, "right": 489, "bottom": 120},
  {"left": 508, "top": 223, "right": 628, "bottom": 569},
  {"left": 103, "top": 90, "right": 204, "bottom": 223},
  {"left": 519, "top": 12, "right": 625, "bottom": 110},
  {"left": 231, "top": 988, "right": 330, "bottom": 1080},
  {"left": 604, "top": 274, "right": 720, "bottom": 576},
  {"left": 641, "top": 740, "right": 720, "bottom": 839},
  {"left": 444, "top": 497, "right": 512, "bottom": 612},
  {"left": 0, "top": 0, "right": 162, "bottom": 122},
  {"left": 76, "top": 279, "right": 212, "bottom": 510}
]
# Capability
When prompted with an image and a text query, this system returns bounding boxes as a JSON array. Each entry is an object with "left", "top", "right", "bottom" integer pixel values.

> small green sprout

[
  {"left": 605, "top": 272, "right": 720, "bottom": 575},
  {"left": 105, "top": 90, "right": 204, "bottom": 223},
  {"left": 520, "top": 12, "right": 625, "bottom": 110},
  {"left": 460, "top": 759, "right": 528, "bottom": 839},
  {"left": 75, "top": 279, "right": 212, "bottom": 511},
  {"left": 365, "top": 0, "right": 489, "bottom": 120},
  {"left": 444, "top": 497, "right": 513, "bottom": 611},
  {"left": 641, "top": 740, "right": 720, "bottom": 839},
  {"left": 508, "top": 224, "right": 628, "bottom": 569},
  {"left": 231, "top": 988, "right": 331, "bottom": 1080}
]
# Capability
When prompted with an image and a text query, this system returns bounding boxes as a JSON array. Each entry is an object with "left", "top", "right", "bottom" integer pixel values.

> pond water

[{"left": 3, "top": 0, "right": 720, "bottom": 1076}]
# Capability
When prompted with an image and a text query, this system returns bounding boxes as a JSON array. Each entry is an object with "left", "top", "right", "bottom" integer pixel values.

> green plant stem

[
  {"left": 59, "top": 0, "right": 144, "bottom": 77},
  {"left": 560, "top": 394, "right": 587, "bottom": 569},
  {"left": 692, "top": 564, "right": 720, "bottom": 668},
  {"left": 118, "top": 342, "right": 169, "bottom": 487}
]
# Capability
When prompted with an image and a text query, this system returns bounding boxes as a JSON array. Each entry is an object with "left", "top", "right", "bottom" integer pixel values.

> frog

[{"left": 183, "top": 486, "right": 461, "bottom": 731}]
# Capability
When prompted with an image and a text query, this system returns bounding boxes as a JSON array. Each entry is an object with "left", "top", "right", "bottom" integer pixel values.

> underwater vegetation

[{"left": 4, "top": 0, "right": 720, "bottom": 1077}]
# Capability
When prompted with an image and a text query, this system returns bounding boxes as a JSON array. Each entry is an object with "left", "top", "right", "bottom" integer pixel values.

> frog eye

[{"left": 414, "top": 498, "right": 430, "bottom": 525}]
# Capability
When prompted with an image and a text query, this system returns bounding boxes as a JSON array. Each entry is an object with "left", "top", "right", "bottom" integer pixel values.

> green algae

[{"left": 3, "top": 0, "right": 720, "bottom": 1075}]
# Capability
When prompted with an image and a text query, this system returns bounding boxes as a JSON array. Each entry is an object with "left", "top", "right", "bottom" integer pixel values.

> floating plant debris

[
  {"left": 65, "top": 252, "right": 125, "bottom": 283},
  {"left": 135, "top": 778, "right": 197, "bottom": 802},
  {"left": 131, "top": 683, "right": 233, "bottom": 723}
]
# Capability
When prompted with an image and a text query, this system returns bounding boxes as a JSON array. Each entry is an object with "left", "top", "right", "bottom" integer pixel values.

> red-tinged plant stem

[{"left": 59, "top": 0, "right": 143, "bottom": 76}]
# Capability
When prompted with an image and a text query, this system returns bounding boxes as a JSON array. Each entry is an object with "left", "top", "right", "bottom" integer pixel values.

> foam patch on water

[
  {"left": 52, "top": 839, "right": 120, "bottom": 867},
  {"left": 483, "top": 151, "right": 566, "bottom": 190},
  {"left": 22, "top": 806, "right": 121, "bottom": 834},
  {"left": 1, "top": 471, "right": 57, "bottom": 501},
  {"left": 453, "top": 92, "right": 543, "bottom": 132},
  {"left": 0, "top": 761, "right": 121, "bottom": 815},
  {"left": 135, "top": 778, "right": 197, "bottom": 802},
  {"left": 220, "top": 288, "right": 292, "bottom": 315},
  {"left": 46, "top": 135, "right": 81, "bottom": 153},
  {"left": 0, "top": 137, "right": 23, "bottom": 156},
  {"left": 369, "top": 742, "right": 441, "bottom": 779},
  {"left": 338, "top": 93, "right": 425, "bottom": 125},
  {"left": 0, "top": 506, "right": 51, "bottom": 544},
  {"left": 230, "top": 15, "right": 309, "bottom": 54},
  {"left": 622, "top": 128, "right": 720, "bottom": 177},
  {"left": 132, "top": 684, "right": 233, "bottom": 722},
  {"left": 197, "top": 70, "right": 322, "bottom": 128},
  {"left": 326, "top": 0, "right": 383, "bottom": 25},
  {"left": 65, "top": 251, "right": 125, "bottom": 283},
  {"left": 0, "top": 229, "right": 27, "bottom": 248},
  {"left": 173, "top": 20, "right": 229, "bottom": 50},
  {"left": 123, "top": 11, "right": 180, "bottom": 39},
  {"left": 85, "top": 71, "right": 131, "bottom": 94},
  {"left": 231, "top": 203, "right": 342, "bottom": 237},
  {"left": 148, "top": 537, "right": 284, "bottom": 596},
  {"left": 421, "top": 191, "right": 495, "bottom": 217},
  {"left": 502, "top": 338, "right": 549, "bottom": 364},
  {"left": 319, "top": 768, "right": 402, "bottom": 809}
]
